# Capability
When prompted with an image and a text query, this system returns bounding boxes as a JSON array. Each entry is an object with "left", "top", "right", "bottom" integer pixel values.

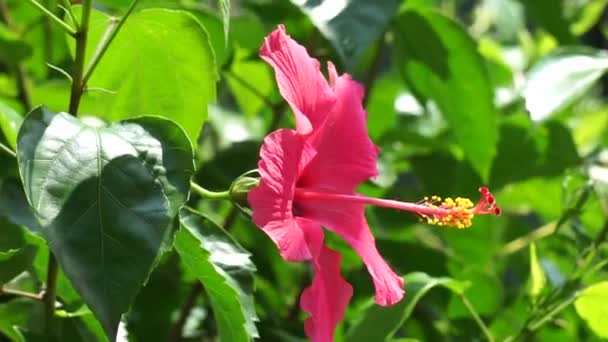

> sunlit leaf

[
  {"left": 523, "top": 47, "right": 608, "bottom": 121},
  {"left": 574, "top": 281, "right": 608, "bottom": 338},
  {"left": 75, "top": 8, "right": 217, "bottom": 143}
]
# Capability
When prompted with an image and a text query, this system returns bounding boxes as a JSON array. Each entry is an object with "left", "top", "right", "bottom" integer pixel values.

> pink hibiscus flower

[{"left": 248, "top": 25, "right": 500, "bottom": 342}]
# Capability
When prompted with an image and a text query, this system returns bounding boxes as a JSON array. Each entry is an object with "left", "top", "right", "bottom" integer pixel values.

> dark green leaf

[
  {"left": 292, "top": 0, "right": 398, "bottom": 68},
  {"left": 394, "top": 9, "right": 498, "bottom": 180},
  {"left": 523, "top": 47, "right": 608, "bottom": 121},
  {"left": 16, "top": 107, "right": 194, "bottom": 340},
  {"left": 79, "top": 8, "right": 217, "bottom": 143},
  {"left": 175, "top": 207, "right": 258, "bottom": 341},
  {"left": 346, "top": 272, "right": 469, "bottom": 342}
]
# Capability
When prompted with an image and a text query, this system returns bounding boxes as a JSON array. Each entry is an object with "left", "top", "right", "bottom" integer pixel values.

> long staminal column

[{"left": 294, "top": 187, "right": 501, "bottom": 229}]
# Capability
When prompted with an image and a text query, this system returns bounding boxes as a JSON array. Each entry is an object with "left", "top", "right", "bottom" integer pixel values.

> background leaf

[
  {"left": 523, "top": 47, "right": 608, "bottom": 121},
  {"left": 394, "top": 8, "right": 498, "bottom": 180}
]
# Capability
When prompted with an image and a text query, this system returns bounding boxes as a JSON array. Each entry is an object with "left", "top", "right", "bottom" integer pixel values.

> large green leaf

[
  {"left": 346, "top": 272, "right": 469, "bottom": 342},
  {"left": 16, "top": 107, "right": 194, "bottom": 340},
  {"left": 79, "top": 8, "right": 217, "bottom": 143},
  {"left": 394, "top": 9, "right": 498, "bottom": 180},
  {"left": 523, "top": 47, "right": 608, "bottom": 121},
  {"left": 175, "top": 207, "right": 258, "bottom": 341},
  {"left": 574, "top": 281, "right": 608, "bottom": 338},
  {"left": 292, "top": 0, "right": 398, "bottom": 68}
]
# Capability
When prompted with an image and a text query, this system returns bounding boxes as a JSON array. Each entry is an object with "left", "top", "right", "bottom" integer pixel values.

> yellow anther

[{"left": 420, "top": 195, "right": 476, "bottom": 229}]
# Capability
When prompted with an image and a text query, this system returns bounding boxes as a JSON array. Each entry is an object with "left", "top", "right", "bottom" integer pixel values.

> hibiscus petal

[
  {"left": 248, "top": 129, "right": 316, "bottom": 261},
  {"left": 298, "top": 62, "right": 379, "bottom": 193},
  {"left": 299, "top": 200, "right": 404, "bottom": 306},
  {"left": 301, "top": 245, "right": 353, "bottom": 342},
  {"left": 260, "top": 25, "right": 336, "bottom": 135}
]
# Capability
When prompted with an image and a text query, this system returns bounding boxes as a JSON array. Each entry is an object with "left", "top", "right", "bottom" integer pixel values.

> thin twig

[
  {"left": 0, "top": 141, "right": 16, "bottom": 158},
  {"left": 25, "top": 0, "right": 76, "bottom": 36},
  {"left": 0, "top": 287, "right": 44, "bottom": 301},
  {"left": 167, "top": 282, "right": 203, "bottom": 342},
  {"left": 82, "top": 0, "right": 139, "bottom": 86},
  {"left": 460, "top": 294, "right": 495, "bottom": 342}
]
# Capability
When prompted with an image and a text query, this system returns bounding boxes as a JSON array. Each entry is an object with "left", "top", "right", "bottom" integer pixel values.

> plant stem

[
  {"left": 0, "top": 287, "right": 44, "bottom": 300},
  {"left": 190, "top": 181, "right": 230, "bottom": 200},
  {"left": 0, "top": 142, "right": 16, "bottom": 158},
  {"left": 82, "top": 0, "right": 139, "bottom": 86},
  {"left": 460, "top": 294, "right": 495, "bottom": 342},
  {"left": 26, "top": 0, "right": 76, "bottom": 36},
  {"left": 68, "top": 0, "right": 92, "bottom": 115},
  {"left": 0, "top": 1, "right": 33, "bottom": 111},
  {"left": 44, "top": 254, "right": 59, "bottom": 334},
  {"left": 167, "top": 282, "right": 203, "bottom": 342},
  {"left": 42, "top": 0, "right": 56, "bottom": 64}
]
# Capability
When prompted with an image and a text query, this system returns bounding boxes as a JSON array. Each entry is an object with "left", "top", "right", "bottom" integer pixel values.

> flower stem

[
  {"left": 26, "top": 0, "right": 76, "bottom": 36},
  {"left": 190, "top": 181, "right": 230, "bottom": 200},
  {"left": 460, "top": 294, "right": 495, "bottom": 342}
]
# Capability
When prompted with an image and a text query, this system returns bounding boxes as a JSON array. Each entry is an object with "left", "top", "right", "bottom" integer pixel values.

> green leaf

[
  {"left": 16, "top": 107, "right": 194, "bottom": 340},
  {"left": 523, "top": 47, "right": 608, "bottom": 121},
  {"left": 175, "top": 207, "right": 258, "bottom": 340},
  {"left": 346, "top": 272, "right": 469, "bottom": 342},
  {"left": 394, "top": 9, "right": 498, "bottom": 180},
  {"left": 574, "top": 281, "right": 608, "bottom": 338},
  {"left": 80, "top": 8, "right": 217, "bottom": 143},
  {"left": 527, "top": 243, "right": 546, "bottom": 301},
  {"left": 292, "top": 0, "right": 398, "bottom": 68},
  {"left": 0, "top": 101, "right": 23, "bottom": 150}
]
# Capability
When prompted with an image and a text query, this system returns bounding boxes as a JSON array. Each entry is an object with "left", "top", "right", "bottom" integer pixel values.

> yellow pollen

[{"left": 420, "top": 195, "right": 476, "bottom": 229}]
